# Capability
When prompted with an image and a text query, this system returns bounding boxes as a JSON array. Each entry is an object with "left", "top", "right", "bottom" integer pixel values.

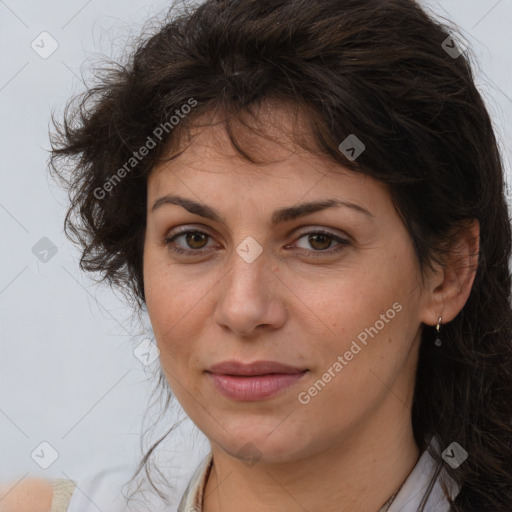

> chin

[{"left": 213, "top": 428, "right": 307, "bottom": 465}]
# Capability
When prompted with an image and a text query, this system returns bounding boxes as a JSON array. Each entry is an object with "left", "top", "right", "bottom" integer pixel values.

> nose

[{"left": 213, "top": 246, "right": 288, "bottom": 338}]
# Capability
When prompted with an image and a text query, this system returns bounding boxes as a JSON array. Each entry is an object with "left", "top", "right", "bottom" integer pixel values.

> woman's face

[{"left": 143, "top": 108, "right": 436, "bottom": 463}]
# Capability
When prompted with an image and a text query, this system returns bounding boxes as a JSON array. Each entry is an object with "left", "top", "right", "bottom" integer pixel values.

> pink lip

[
  {"left": 205, "top": 360, "right": 308, "bottom": 401},
  {"left": 206, "top": 360, "right": 306, "bottom": 376}
]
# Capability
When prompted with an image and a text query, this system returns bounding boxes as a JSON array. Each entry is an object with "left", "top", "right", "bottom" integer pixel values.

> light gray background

[{"left": 1, "top": 0, "right": 511, "bottom": 488}]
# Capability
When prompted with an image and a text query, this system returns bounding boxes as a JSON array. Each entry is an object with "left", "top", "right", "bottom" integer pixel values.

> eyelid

[
  {"left": 166, "top": 223, "right": 349, "bottom": 238},
  {"left": 165, "top": 224, "right": 350, "bottom": 244},
  {"left": 293, "top": 225, "right": 351, "bottom": 241},
  {"left": 165, "top": 225, "right": 216, "bottom": 242}
]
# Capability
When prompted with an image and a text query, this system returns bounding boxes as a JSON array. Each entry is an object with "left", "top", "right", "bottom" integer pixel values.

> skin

[
  {"left": 0, "top": 478, "right": 53, "bottom": 512},
  {"left": 143, "top": 103, "right": 479, "bottom": 512}
]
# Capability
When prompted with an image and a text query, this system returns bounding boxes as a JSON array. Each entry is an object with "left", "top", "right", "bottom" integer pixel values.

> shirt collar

[{"left": 177, "top": 438, "right": 461, "bottom": 512}]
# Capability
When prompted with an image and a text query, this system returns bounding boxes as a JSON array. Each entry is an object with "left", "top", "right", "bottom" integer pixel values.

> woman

[{"left": 5, "top": 0, "right": 511, "bottom": 510}]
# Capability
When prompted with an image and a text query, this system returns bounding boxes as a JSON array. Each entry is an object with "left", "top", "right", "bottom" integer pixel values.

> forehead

[
  {"left": 147, "top": 102, "right": 390, "bottom": 214},
  {"left": 155, "top": 99, "right": 319, "bottom": 167}
]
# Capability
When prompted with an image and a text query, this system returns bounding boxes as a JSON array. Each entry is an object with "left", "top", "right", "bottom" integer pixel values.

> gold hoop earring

[{"left": 434, "top": 317, "right": 442, "bottom": 347}]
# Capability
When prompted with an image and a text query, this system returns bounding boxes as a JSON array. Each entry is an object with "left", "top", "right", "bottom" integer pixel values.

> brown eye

[
  {"left": 164, "top": 229, "right": 214, "bottom": 255},
  {"left": 184, "top": 231, "right": 209, "bottom": 249},
  {"left": 307, "top": 233, "right": 333, "bottom": 251},
  {"left": 292, "top": 230, "right": 350, "bottom": 257}
]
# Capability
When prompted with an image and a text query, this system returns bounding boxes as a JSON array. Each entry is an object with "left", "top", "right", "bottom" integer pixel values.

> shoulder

[{"left": 0, "top": 478, "right": 54, "bottom": 512}]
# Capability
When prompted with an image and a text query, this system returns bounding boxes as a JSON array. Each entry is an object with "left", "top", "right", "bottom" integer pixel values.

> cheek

[
  {"left": 294, "top": 261, "right": 406, "bottom": 333},
  {"left": 296, "top": 250, "right": 419, "bottom": 375},
  {"left": 143, "top": 248, "right": 214, "bottom": 368},
  {"left": 143, "top": 250, "right": 185, "bottom": 355},
  {"left": 144, "top": 244, "right": 186, "bottom": 323}
]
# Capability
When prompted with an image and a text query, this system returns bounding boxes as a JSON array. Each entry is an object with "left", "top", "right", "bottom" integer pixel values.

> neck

[{"left": 202, "top": 394, "right": 421, "bottom": 512}]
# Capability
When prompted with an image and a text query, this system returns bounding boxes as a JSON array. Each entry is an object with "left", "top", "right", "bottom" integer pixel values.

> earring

[{"left": 434, "top": 317, "right": 442, "bottom": 347}]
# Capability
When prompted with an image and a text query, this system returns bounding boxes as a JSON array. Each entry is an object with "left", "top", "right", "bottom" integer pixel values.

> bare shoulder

[{"left": 0, "top": 478, "right": 54, "bottom": 512}]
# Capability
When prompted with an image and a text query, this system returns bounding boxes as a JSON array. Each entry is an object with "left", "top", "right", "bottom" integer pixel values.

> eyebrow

[{"left": 151, "top": 194, "right": 374, "bottom": 226}]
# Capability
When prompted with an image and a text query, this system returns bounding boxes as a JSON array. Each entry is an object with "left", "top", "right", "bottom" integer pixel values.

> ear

[{"left": 419, "top": 218, "right": 480, "bottom": 327}]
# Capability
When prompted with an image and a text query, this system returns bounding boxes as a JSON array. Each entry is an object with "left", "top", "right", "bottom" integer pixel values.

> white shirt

[{"left": 65, "top": 438, "right": 460, "bottom": 512}]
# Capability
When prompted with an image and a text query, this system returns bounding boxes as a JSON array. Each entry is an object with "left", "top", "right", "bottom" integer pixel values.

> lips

[
  {"left": 206, "top": 360, "right": 308, "bottom": 401},
  {"left": 206, "top": 360, "right": 307, "bottom": 376}
]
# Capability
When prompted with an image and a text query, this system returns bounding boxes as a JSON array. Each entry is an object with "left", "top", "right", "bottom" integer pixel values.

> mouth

[
  {"left": 205, "top": 361, "right": 309, "bottom": 401},
  {"left": 206, "top": 359, "right": 307, "bottom": 376}
]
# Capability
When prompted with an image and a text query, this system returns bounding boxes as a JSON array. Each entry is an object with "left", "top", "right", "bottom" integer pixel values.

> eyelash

[{"left": 164, "top": 229, "right": 350, "bottom": 258}]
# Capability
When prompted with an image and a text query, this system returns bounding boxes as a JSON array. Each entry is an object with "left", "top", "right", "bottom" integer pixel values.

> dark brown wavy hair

[{"left": 49, "top": 0, "right": 512, "bottom": 510}]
